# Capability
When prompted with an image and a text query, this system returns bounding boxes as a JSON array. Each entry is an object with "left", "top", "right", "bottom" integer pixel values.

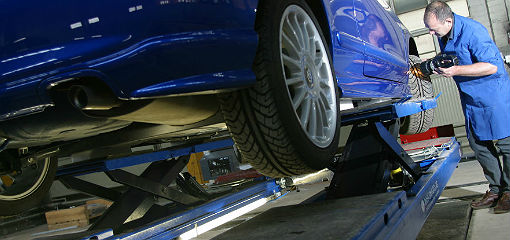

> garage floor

[
  {"left": 2, "top": 159, "right": 510, "bottom": 239},
  {"left": 422, "top": 159, "right": 510, "bottom": 240},
  {"left": 200, "top": 158, "right": 510, "bottom": 240}
]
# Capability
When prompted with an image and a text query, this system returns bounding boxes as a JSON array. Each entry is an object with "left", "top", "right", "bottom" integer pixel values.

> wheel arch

[
  {"left": 304, "top": 0, "right": 333, "bottom": 53},
  {"left": 253, "top": 0, "right": 342, "bottom": 97},
  {"left": 305, "top": 0, "right": 344, "bottom": 98},
  {"left": 254, "top": 0, "right": 333, "bottom": 52},
  {"left": 304, "top": 0, "right": 342, "bottom": 96}
]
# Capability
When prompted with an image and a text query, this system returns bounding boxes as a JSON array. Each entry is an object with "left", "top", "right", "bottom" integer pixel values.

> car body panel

[
  {"left": 352, "top": 0, "right": 408, "bottom": 83},
  {"left": 323, "top": 0, "right": 409, "bottom": 99},
  {"left": 0, "top": 0, "right": 259, "bottom": 120},
  {"left": 0, "top": 0, "right": 411, "bottom": 120},
  {"left": 324, "top": 0, "right": 364, "bottom": 79}
]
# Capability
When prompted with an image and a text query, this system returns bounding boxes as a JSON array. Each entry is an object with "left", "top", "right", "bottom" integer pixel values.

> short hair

[{"left": 424, "top": 1, "right": 453, "bottom": 23}]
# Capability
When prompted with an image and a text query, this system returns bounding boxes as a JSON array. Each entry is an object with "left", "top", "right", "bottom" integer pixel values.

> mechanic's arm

[
  {"left": 436, "top": 62, "right": 497, "bottom": 78},
  {"left": 437, "top": 23, "right": 501, "bottom": 78}
]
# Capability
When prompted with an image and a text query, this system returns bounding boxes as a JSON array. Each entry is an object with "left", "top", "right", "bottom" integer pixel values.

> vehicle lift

[{"left": 48, "top": 96, "right": 461, "bottom": 240}]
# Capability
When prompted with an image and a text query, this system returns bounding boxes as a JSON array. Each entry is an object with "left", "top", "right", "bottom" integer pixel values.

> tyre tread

[{"left": 400, "top": 55, "right": 435, "bottom": 135}]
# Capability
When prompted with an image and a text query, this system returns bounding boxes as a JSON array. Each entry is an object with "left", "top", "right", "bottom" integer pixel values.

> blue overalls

[{"left": 439, "top": 13, "right": 510, "bottom": 193}]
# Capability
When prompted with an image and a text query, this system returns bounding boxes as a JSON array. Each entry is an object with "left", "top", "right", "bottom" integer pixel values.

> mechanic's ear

[{"left": 445, "top": 18, "right": 453, "bottom": 27}]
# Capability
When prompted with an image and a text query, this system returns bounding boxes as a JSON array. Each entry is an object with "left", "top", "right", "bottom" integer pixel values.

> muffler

[
  {"left": 68, "top": 85, "right": 121, "bottom": 110},
  {"left": 68, "top": 85, "right": 220, "bottom": 126}
]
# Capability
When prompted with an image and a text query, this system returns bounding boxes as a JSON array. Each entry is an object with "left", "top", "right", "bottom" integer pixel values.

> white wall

[{"left": 468, "top": 0, "right": 510, "bottom": 55}]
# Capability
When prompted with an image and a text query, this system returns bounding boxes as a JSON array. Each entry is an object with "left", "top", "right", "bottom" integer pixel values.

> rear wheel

[
  {"left": 400, "top": 55, "right": 434, "bottom": 135},
  {"left": 220, "top": 0, "right": 340, "bottom": 177},
  {"left": 0, "top": 152, "right": 57, "bottom": 216}
]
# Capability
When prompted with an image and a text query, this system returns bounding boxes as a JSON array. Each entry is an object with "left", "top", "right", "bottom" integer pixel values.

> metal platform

[
  {"left": 43, "top": 97, "right": 458, "bottom": 240},
  {"left": 214, "top": 137, "right": 460, "bottom": 240},
  {"left": 71, "top": 138, "right": 460, "bottom": 240}
]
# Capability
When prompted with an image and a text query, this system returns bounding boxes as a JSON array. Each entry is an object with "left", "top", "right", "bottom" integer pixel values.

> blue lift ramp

[
  {"left": 213, "top": 137, "right": 460, "bottom": 240},
  {"left": 71, "top": 179, "right": 282, "bottom": 240},
  {"left": 58, "top": 97, "right": 456, "bottom": 240}
]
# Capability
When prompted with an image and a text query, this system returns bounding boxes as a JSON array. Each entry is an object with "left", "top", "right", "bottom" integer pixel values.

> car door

[
  {"left": 353, "top": 0, "right": 408, "bottom": 82},
  {"left": 324, "top": 0, "right": 367, "bottom": 97}
]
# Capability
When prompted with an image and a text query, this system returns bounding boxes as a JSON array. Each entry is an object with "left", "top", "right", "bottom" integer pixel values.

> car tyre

[
  {"left": 0, "top": 155, "right": 57, "bottom": 216},
  {"left": 400, "top": 55, "right": 435, "bottom": 135},
  {"left": 219, "top": 0, "right": 340, "bottom": 177}
]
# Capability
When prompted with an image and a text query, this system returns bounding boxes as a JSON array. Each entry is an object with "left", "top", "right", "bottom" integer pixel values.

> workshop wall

[{"left": 467, "top": 0, "right": 510, "bottom": 55}]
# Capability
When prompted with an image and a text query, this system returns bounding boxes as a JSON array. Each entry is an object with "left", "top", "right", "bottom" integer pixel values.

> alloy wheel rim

[{"left": 279, "top": 5, "right": 337, "bottom": 148}]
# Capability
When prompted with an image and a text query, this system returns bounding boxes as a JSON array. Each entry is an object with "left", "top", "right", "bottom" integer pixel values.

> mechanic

[{"left": 424, "top": 1, "right": 510, "bottom": 214}]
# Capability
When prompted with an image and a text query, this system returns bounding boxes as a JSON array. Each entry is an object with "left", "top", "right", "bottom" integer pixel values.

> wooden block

[
  {"left": 45, "top": 206, "right": 89, "bottom": 230},
  {"left": 47, "top": 219, "right": 89, "bottom": 230},
  {"left": 86, "top": 199, "right": 113, "bottom": 219}
]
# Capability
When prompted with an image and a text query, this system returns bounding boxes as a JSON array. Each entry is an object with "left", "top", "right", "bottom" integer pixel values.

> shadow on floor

[{"left": 417, "top": 200, "right": 472, "bottom": 240}]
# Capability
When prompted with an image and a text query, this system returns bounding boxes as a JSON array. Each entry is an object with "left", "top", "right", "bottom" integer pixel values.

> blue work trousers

[{"left": 468, "top": 128, "right": 510, "bottom": 194}]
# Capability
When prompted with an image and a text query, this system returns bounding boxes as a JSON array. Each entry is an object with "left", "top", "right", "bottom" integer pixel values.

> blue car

[{"left": 0, "top": 0, "right": 432, "bottom": 215}]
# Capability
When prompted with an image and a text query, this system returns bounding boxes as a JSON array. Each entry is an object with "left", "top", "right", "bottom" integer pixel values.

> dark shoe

[
  {"left": 471, "top": 191, "right": 499, "bottom": 209},
  {"left": 494, "top": 192, "right": 510, "bottom": 214}
]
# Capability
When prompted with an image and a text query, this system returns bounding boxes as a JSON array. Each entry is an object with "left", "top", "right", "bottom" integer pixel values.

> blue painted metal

[
  {"left": 59, "top": 99, "right": 448, "bottom": 240},
  {"left": 131, "top": 69, "right": 256, "bottom": 98},
  {"left": 354, "top": 191, "right": 409, "bottom": 239},
  {"left": 0, "top": 0, "right": 412, "bottom": 121},
  {"left": 79, "top": 229, "right": 114, "bottom": 240},
  {"left": 56, "top": 138, "right": 234, "bottom": 177},
  {"left": 332, "top": 137, "right": 460, "bottom": 240},
  {"left": 341, "top": 97, "right": 437, "bottom": 126},
  {"left": 385, "top": 138, "right": 461, "bottom": 239},
  {"left": 394, "top": 99, "right": 437, "bottom": 118},
  {"left": 338, "top": 75, "right": 409, "bottom": 99},
  {"left": 353, "top": 0, "right": 409, "bottom": 82},
  {"left": 76, "top": 138, "right": 460, "bottom": 240},
  {"left": 56, "top": 97, "right": 437, "bottom": 177},
  {"left": 325, "top": 0, "right": 366, "bottom": 85},
  {"left": 92, "top": 179, "right": 280, "bottom": 240},
  {"left": 324, "top": 0, "right": 411, "bottom": 99},
  {"left": 0, "top": 0, "right": 259, "bottom": 119},
  {"left": 374, "top": 121, "right": 421, "bottom": 179}
]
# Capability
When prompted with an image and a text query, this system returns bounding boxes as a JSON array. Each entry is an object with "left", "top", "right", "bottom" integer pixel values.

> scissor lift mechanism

[{"left": 50, "top": 98, "right": 460, "bottom": 240}]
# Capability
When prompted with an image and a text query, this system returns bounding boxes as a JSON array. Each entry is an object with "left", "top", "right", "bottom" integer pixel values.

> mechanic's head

[{"left": 424, "top": 1, "right": 454, "bottom": 37}]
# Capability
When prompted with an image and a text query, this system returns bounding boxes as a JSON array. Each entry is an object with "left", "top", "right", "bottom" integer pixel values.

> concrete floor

[
  {"left": 3, "top": 159, "right": 510, "bottom": 239},
  {"left": 203, "top": 159, "right": 510, "bottom": 240},
  {"left": 3, "top": 224, "right": 91, "bottom": 240},
  {"left": 195, "top": 171, "right": 334, "bottom": 240},
  {"left": 442, "top": 160, "right": 510, "bottom": 240}
]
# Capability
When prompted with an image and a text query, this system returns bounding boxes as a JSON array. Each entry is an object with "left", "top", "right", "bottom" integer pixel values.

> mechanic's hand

[{"left": 436, "top": 66, "right": 457, "bottom": 78}]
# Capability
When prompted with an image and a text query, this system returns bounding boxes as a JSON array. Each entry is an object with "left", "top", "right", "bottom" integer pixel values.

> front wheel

[
  {"left": 400, "top": 55, "right": 435, "bottom": 135},
  {"left": 220, "top": 0, "right": 340, "bottom": 177},
  {"left": 0, "top": 153, "right": 57, "bottom": 216}
]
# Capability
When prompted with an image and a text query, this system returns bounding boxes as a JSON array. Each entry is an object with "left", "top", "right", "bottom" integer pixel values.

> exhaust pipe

[{"left": 69, "top": 85, "right": 121, "bottom": 110}]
